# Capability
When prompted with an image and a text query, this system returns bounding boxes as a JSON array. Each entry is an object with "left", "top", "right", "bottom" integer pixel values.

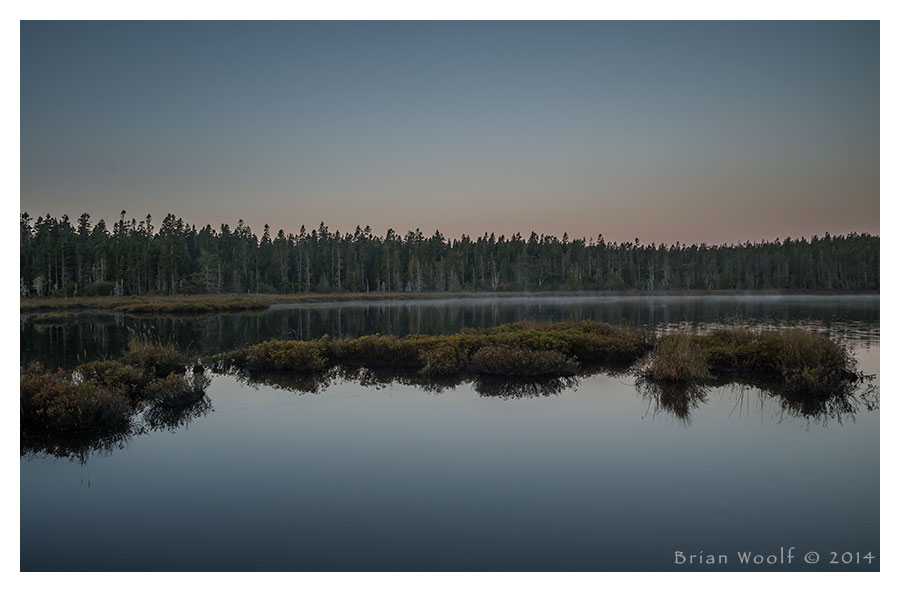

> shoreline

[{"left": 20, "top": 289, "right": 880, "bottom": 315}]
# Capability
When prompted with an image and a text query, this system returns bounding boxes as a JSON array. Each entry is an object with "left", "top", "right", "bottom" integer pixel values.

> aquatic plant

[
  {"left": 469, "top": 346, "right": 577, "bottom": 377},
  {"left": 642, "top": 333, "right": 709, "bottom": 382},
  {"left": 113, "top": 297, "right": 268, "bottom": 315},
  {"left": 216, "top": 339, "right": 326, "bottom": 372},
  {"left": 31, "top": 312, "right": 67, "bottom": 325},
  {"left": 420, "top": 342, "right": 466, "bottom": 376},
  {"left": 21, "top": 339, "right": 207, "bottom": 435},
  {"left": 120, "top": 338, "right": 186, "bottom": 377},
  {"left": 20, "top": 363, "right": 133, "bottom": 432},
  {"left": 145, "top": 370, "right": 212, "bottom": 408},
  {"left": 211, "top": 321, "right": 649, "bottom": 378},
  {"left": 75, "top": 360, "right": 147, "bottom": 399},
  {"left": 22, "top": 321, "right": 867, "bottom": 437},
  {"left": 638, "top": 327, "right": 861, "bottom": 398}
]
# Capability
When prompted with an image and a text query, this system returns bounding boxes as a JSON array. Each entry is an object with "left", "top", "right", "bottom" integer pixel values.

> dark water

[{"left": 20, "top": 296, "right": 879, "bottom": 571}]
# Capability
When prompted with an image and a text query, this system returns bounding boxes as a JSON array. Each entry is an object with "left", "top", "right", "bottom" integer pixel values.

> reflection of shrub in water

[
  {"left": 145, "top": 369, "right": 211, "bottom": 408},
  {"left": 636, "top": 378, "right": 709, "bottom": 424},
  {"left": 21, "top": 426, "right": 137, "bottom": 463},
  {"left": 474, "top": 376, "right": 579, "bottom": 399},
  {"left": 764, "top": 373, "right": 879, "bottom": 425},
  {"left": 144, "top": 395, "right": 213, "bottom": 432},
  {"left": 637, "top": 371, "right": 878, "bottom": 426},
  {"left": 22, "top": 392, "right": 217, "bottom": 462},
  {"left": 231, "top": 368, "right": 335, "bottom": 395}
]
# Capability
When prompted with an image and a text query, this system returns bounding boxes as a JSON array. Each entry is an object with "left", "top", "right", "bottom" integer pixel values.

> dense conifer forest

[{"left": 20, "top": 212, "right": 879, "bottom": 297}]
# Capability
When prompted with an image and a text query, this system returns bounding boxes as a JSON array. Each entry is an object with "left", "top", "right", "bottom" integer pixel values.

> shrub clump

[
  {"left": 324, "top": 335, "right": 425, "bottom": 367},
  {"left": 21, "top": 341, "right": 210, "bottom": 434},
  {"left": 75, "top": 360, "right": 147, "bottom": 399},
  {"left": 697, "top": 328, "right": 857, "bottom": 389},
  {"left": 208, "top": 322, "right": 860, "bottom": 399},
  {"left": 145, "top": 371, "right": 212, "bottom": 408},
  {"left": 469, "top": 346, "right": 577, "bottom": 377},
  {"left": 215, "top": 339, "right": 326, "bottom": 372},
  {"left": 212, "top": 321, "right": 647, "bottom": 378},
  {"left": 21, "top": 363, "right": 132, "bottom": 432},
  {"left": 643, "top": 333, "right": 709, "bottom": 382},
  {"left": 481, "top": 321, "right": 650, "bottom": 363},
  {"left": 121, "top": 339, "right": 186, "bottom": 377},
  {"left": 640, "top": 327, "right": 860, "bottom": 398},
  {"left": 420, "top": 343, "right": 466, "bottom": 376}
]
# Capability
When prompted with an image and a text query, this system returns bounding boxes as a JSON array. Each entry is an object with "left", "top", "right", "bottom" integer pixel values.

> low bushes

[
  {"left": 639, "top": 327, "right": 860, "bottom": 397},
  {"left": 469, "top": 346, "right": 577, "bottom": 377},
  {"left": 21, "top": 340, "right": 205, "bottom": 434},
  {"left": 324, "top": 335, "right": 425, "bottom": 367},
  {"left": 76, "top": 360, "right": 146, "bottom": 399},
  {"left": 121, "top": 339, "right": 186, "bottom": 378},
  {"left": 211, "top": 322, "right": 857, "bottom": 398},
  {"left": 216, "top": 340, "right": 326, "bottom": 372},
  {"left": 21, "top": 363, "right": 132, "bottom": 432},
  {"left": 145, "top": 371, "right": 212, "bottom": 408},
  {"left": 420, "top": 343, "right": 466, "bottom": 376},
  {"left": 212, "top": 321, "right": 647, "bottom": 378}
]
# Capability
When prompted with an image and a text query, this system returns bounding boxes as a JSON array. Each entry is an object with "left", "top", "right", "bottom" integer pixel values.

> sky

[{"left": 20, "top": 21, "right": 879, "bottom": 245}]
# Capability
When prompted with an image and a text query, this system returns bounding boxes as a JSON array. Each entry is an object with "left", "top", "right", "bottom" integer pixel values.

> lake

[{"left": 20, "top": 295, "right": 880, "bottom": 571}]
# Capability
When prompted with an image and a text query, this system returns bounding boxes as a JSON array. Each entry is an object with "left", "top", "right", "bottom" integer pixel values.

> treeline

[{"left": 20, "top": 212, "right": 879, "bottom": 297}]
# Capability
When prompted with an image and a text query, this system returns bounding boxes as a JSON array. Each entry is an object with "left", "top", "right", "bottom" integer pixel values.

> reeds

[{"left": 639, "top": 327, "right": 860, "bottom": 397}]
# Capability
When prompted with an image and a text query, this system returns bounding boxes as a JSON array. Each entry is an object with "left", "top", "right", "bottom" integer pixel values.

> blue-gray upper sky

[{"left": 21, "top": 21, "right": 879, "bottom": 244}]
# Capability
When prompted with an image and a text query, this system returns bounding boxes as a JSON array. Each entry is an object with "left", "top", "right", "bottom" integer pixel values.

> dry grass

[
  {"left": 640, "top": 327, "right": 860, "bottom": 397},
  {"left": 643, "top": 333, "right": 709, "bottom": 382},
  {"left": 22, "top": 289, "right": 870, "bottom": 315}
]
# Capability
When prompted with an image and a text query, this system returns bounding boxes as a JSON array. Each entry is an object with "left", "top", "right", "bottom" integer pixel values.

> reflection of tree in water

[
  {"left": 21, "top": 393, "right": 216, "bottom": 463},
  {"left": 637, "top": 374, "right": 879, "bottom": 427}
]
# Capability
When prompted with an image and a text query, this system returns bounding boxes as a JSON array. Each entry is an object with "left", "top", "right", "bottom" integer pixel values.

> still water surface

[{"left": 20, "top": 296, "right": 879, "bottom": 571}]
